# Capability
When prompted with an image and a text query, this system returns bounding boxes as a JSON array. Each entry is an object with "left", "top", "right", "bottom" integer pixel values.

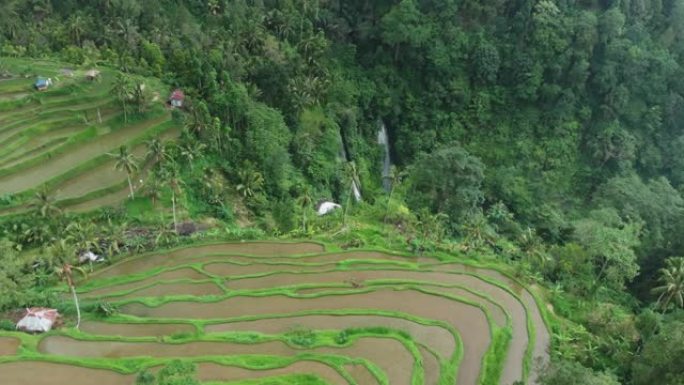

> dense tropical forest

[{"left": 0, "top": 0, "right": 683, "bottom": 384}]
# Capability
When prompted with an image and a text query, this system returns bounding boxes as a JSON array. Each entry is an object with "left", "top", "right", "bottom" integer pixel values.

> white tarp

[{"left": 317, "top": 201, "right": 341, "bottom": 216}]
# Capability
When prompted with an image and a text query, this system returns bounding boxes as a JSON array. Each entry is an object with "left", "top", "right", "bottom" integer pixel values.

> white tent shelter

[
  {"left": 317, "top": 201, "right": 342, "bottom": 216},
  {"left": 16, "top": 308, "right": 59, "bottom": 333}
]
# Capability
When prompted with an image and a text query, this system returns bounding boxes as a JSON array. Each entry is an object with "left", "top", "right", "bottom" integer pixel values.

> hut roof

[
  {"left": 85, "top": 69, "right": 101, "bottom": 78},
  {"left": 34, "top": 78, "right": 49, "bottom": 87},
  {"left": 170, "top": 89, "right": 185, "bottom": 101},
  {"left": 16, "top": 308, "right": 59, "bottom": 333}
]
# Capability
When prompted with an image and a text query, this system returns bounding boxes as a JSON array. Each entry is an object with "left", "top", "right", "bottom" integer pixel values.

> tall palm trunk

[
  {"left": 302, "top": 209, "right": 307, "bottom": 232},
  {"left": 172, "top": 191, "right": 178, "bottom": 233},
  {"left": 126, "top": 173, "right": 135, "bottom": 199},
  {"left": 69, "top": 284, "right": 81, "bottom": 329},
  {"left": 384, "top": 184, "right": 395, "bottom": 223},
  {"left": 343, "top": 182, "right": 353, "bottom": 226}
]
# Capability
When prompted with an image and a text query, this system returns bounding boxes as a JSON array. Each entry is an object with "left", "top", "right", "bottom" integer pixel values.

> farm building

[
  {"left": 85, "top": 69, "right": 100, "bottom": 81},
  {"left": 169, "top": 89, "right": 185, "bottom": 108},
  {"left": 34, "top": 77, "right": 52, "bottom": 91},
  {"left": 16, "top": 308, "right": 60, "bottom": 333}
]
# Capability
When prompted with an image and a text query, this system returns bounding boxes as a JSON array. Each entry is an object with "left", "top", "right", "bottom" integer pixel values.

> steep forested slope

[{"left": 1, "top": 1, "right": 684, "bottom": 384}]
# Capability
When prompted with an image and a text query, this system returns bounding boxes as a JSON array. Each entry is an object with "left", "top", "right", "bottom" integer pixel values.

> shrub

[
  {"left": 286, "top": 327, "right": 318, "bottom": 348},
  {"left": 0, "top": 319, "right": 15, "bottom": 331}
]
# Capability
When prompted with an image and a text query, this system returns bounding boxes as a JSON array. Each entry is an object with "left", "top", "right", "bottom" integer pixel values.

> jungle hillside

[{"left": 0, "top": 1, "right": 683, "bottom": 385}]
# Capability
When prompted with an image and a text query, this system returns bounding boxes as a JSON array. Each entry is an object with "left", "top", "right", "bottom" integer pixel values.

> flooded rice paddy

[{"left": 4, "top": 242, "right": 550, "bottom": 385}]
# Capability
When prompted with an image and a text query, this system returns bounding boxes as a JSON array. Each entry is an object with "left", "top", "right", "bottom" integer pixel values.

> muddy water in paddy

[
  {"left": 224, "top": 267, "right": 526, "bottom": 383},
  {"left": 0, "top": 360, "right": 349, "bottom": 385},
  {"left": 436, "top": 263, "right": 551, "bottom": 382},
  {"left": 0, "top": 361, "right": 133, "bottom": 385},
  {"left": 81, "top": 321, "right": 195, "bottom": 337},
  {"left": 206, "top": 313, "right": 455, "bottom": 359},
  {"left": 345, "top": 363, "right": 380, "bottom": 385},
  {"left": 82, "top": 267, "right": 209, "bottom": 297},
  {"left": 420, "top": 346, "right": 441, "bottom": 385},
  {"left": 0, "top": 336, "right": 20, "bottom": 355},
  {"left": 122, "top": 288, "right": 489, "bottom": 385},
  {"left": 94, "top": 242, "right": 324, "bottom": 278},
  {"left": 39, "top": 336, "right": 412, "bottom": 385},
  {"left": 194, "top": 361, "right": 349, "bottom": 385},
  {"left": 99, "top": 282, "right": 223, "bottom": 301}
]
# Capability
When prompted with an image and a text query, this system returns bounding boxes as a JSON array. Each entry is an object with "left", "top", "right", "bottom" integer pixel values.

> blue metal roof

[{"left": 35, "top": 78, "right": 48, "bottom": 87}]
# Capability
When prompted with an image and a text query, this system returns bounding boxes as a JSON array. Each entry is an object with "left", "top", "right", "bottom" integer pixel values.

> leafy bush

[
  {"left": 335, "top": 330, "right": 349, "bottom": 345},
  {"left": 0, "top": 319, "right": 15, "bottom": 331},
  {"left": 286, "top": 327, "right": 318, "bottom": 348},
  {"left": 94, "top": 302, "right": 118, "bottom": 317}
]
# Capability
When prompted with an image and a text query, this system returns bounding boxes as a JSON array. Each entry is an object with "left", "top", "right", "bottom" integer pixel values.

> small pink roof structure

[
  {"left": 170, "top": 89, "right": 185, "bottom": 101},
  {"left": 16, "top": 307, "right": 60, "bottom": 333},
  {"left": 169, "top": 89, "right": 185, "bottom": 108}
]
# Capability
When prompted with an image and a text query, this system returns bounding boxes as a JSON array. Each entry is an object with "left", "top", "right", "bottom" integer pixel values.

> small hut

[
  {"left": 168, "top": 89, "right": 185, "bottom": 108},
  {"left": 34, "top": 77, "right": 52, "bottom": 91},
  {"left": 85, "top": 69, "right": 101, "bottom": 81},
  {"left": 16, "top": 308, "right": 60, "bottom": 333}
]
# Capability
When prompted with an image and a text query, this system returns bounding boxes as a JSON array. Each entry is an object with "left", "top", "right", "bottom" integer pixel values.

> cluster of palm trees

[
  {"left": 109, "top": 137, "right": 190, "bottom": 233},
  {"left": 110, "top": 72, "right": 151, "bottom": 123}
]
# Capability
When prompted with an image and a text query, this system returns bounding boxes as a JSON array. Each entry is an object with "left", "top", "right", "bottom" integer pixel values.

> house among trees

[
  {"left": 85, "top": 69, "right": 101, "bottom": 81},
  {"left": 168, "top": 89, "right": 185, "bottom": 108},
  {"left": 34, "top": 77, "right": 52, "bottom": 91}
]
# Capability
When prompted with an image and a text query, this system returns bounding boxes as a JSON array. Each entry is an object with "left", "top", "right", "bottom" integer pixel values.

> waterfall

[
  {"left": 338, "top": 130, "right": 362, "bottom": 202},
  {"left": 377, "top": 121, "right": 392, "bottom": 192}
]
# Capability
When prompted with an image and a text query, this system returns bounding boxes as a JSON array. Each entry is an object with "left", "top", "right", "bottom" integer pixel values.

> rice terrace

[
  {"left": 0, "top": 57, "right": 558, "bottom": 385},
  {"left": 0, "top": 241, "right": 551, "bottom": 385}
]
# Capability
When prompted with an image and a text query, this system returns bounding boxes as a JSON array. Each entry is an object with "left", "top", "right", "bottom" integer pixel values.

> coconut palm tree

[
  {"left": 145, "top": 138, "right": 170, "bottom": 169},
  {"left": 236, "top": 168, "right": 264, "bottom": 199},
  {"left": 110, "top": 72, "right": 132, "bottom": 123},
  {"left": 179, "top": 141, "right": 206, "bottom": 169},
  {"left": 162, "top": 163, "right": 184, "bottom": 233},
  {"left": 652, "top": 256, "right": 684, "bottom": 312},
  {"left": 65, "top": 221, "right": 100, "bottom": 258},
  {"left": 342, "top": 161, "right": 360, "bottom": 226},
  {"left": 66, "top": 13, "right": 86, "bottom": 46},
  {"left": 110, "top": 145, "right": 138, "bottom": 199},
  {"left": 384, "top": 165, "right": 404, "bottom": 223},
  {"left": 29, "top": 186, "right": 61, "bottom": 219},
  {"left": 49, "top": 240, "right": 86, "bottom": 329},
  {"left": 296, "top": 185, "right": 314, "bottom": 232}
]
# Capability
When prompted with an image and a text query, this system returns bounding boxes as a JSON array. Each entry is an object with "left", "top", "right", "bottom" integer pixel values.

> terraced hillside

[
  {"left": 0, "top": 59, "right": 178, "bottom": 215},
  {"left": 0, "top": 241, "right": 552, "bottom": 385}
]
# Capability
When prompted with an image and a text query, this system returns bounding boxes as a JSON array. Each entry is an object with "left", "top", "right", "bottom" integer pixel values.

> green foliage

[
  {"left": 407, "top": 143, "right": 484, "bottom": 230},
  {"left": 286, "top": 327, "right": 318, "bottom": 348},
  {"left": 632, "top": 319, "right": 684, "bottom": 385},
  {"left": 572, "top": 209, "right": 641, "bottom": 291},
  {"left": 156, "top": 360, "right": 200, "bottom": 385},
  {"left": 539, "top": 359, "right": 621, "bottom": 385}
]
